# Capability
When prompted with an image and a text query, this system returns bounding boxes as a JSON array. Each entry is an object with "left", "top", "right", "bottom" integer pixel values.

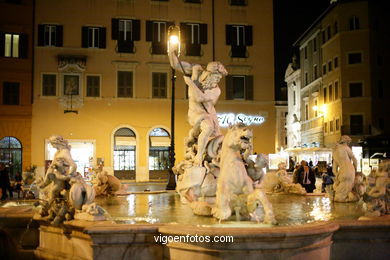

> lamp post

[{"left": 166, "top": 26, "right": 180, "bottom": 190}]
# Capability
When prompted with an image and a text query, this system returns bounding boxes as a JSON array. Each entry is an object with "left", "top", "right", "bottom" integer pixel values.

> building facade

[
  {"left": 285, "top": 0, "right": 390, "bottom": 165},
  {"left": 0, "top": 0, "right": 34, "bottom": 177},
  {"left": 31, "top": 0, "right": 276, "bottom": 181}
]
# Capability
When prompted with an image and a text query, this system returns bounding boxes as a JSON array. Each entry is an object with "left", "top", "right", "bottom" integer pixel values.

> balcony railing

[{"left": 301, "top": 117, "right": 323, "bottom": 132}]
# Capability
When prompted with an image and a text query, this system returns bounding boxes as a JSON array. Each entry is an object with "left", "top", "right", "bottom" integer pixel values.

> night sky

[{"left": 274, "top": 0, "right": 330, "bottom": 100}]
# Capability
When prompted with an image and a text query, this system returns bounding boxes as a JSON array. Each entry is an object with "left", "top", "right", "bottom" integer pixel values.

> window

[
  {"left": 328, "top": 61, "right": 332, "bottom": 72},
  {"left": 304, "top": 46, "right": 307, "bottom": 59},
  {"left": 323, "top": 87, "right": 327, "bottom": 104},
  {"left": 313, "top": 38, "right": 317, "bottom": 52},
  {"left": 226, "top": 75, "right": 253, "bottom": 100},
  {"left": 305, "top": 103, "right": 309, "bottom": 120},
  {"left": 305, "top": 72, "right": 308, "bottom": 85},
  {"left": 38, "top": 24, "right": 63, "bottom": 47},
  {"left": 117, "top": 71, "right": 133, "bottom": 97},
  {"left": 349, "top": 16, "right": 360, "bottom": 30},
  {"left": 322, "top": 64, "right": 327, "bottom": 75},
  {"left": 111, "top": 19, "right": 140, "bottom": 53},
  {"left": 314, "top": 65, "right": 318, "bottom": 79},
  {"left": 377, "top": 55, "right": 383, "bottom": 66},
  {"left": 81, "top": 26, "right": 106, "bottom": 48},
  {"left": 149, "top": 128, "right": 170, "bottom": 171},
  {"left": 180, "top": 23, "right": 207, "bottom": 56},
  {"left": 334, "top": 57, "right": 338, "bottom": 68},
  {"left": 350, "top": 115, "right": 363, "bottom": 135},
  {"left": 336, "top": 118, "right": 340, "bottom": 131},
  {"left": 226, "top": 25, "right": 252, "bottom": 58},
  {"left": 324, "top": 122, "right": 328, "bottom": 133},
  {"left": 0, "top": 137, "right": 22, "bottom": 178},
  {"left": 3, "top": 82, "right": 19, "bottom": 105},
  {"left": 230, "top": 0, "right": 247, "bottom": 6},
  {"left": 334, "top": 81, "right": 339, "bottom": 100},
  {"left": 152, "top": 72, "right": 167, "bottom": 98},
  {"left": 334, "top": 21, "right": 338, "bottom": 34},
  {"left": 114, "top": 128, "right": 136, "bottom": 172},
  {"left": 329, "top": 84, "right": 333, "bottom": 102},
  {"left": 146, "top": 20, "right": 173, "bottom": 54},
  {"left": 348, "top": 53, "right": 362, "bottom": 64},
  {"left": 330, "top": 120, "right": 334, "bottom": 132},
  {"left": 327, "top": 25, "right": 331, "bottom": 40},
  {"left": 42, "top": 74, "right": 56, "bottom": 96},
  {"left": 314, "top": 99, "right": 318, "bottom": 117},
  {"left": 1, "top": 32, "right": 27, "bottom": 58},
  {"left": 379, "top": 118, "right": 384, "bottom": 131},
  {"left": 86, "top": 75, "right": 100, "bottom": 97},
  {"left": 322, "top": 30, "right": 326, "bottom": 44},
  {"left": 349, "top": 82, "right": 362, "bottom": 97},
  {"left": 377, "top": 80, "right": 383, "bottom": 98}
]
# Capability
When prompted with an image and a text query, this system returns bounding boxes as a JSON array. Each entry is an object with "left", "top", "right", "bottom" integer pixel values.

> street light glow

[{"left": 169, "top": 35, "right": 179, "bottom": 45}]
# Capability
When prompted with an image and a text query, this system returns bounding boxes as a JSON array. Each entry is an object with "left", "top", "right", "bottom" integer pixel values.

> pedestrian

[
  {"left": 0, "top": 163, "right": 12, "bottom": 200},
  {"left": 14, "top": 172, "right": 23, "bottom": 198},
  {"left": 296, "top": 160, "right": 316, "bottom": 193}
]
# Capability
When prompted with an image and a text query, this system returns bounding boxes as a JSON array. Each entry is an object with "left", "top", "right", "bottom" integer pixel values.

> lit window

[
  {"left": 146, "top": 20, "right": 171, "bottom": 54},
  {"left": 4, "top": 33, "right": 19, "bottom": 58}
]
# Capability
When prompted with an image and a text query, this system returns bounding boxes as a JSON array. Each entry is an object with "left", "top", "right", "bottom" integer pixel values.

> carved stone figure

[
  {"left": 261, "top": 162, "right": 307, "bottom": 195},
  {"left": 332, "top": 135, "right": 360, "bottom": 202},
  {"left": 168, "top": 45, "right": 227, "bottom": 167},
  {"left": 35, "top": 135, "right": 102, "bottom": 225},
  {"left": 363, "top": 160, "right": 390, "bottom": 217},
  {"left": 93, "top": 170, "right": 122, "bottom": 196},
  {"left": 211, "top": 124, "right": 276, "bottom": 224}
]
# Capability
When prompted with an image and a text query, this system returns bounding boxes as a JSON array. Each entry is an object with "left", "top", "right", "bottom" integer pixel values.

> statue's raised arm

[{"left": 167, "top": 43, "right": 193, "bottom": 76}]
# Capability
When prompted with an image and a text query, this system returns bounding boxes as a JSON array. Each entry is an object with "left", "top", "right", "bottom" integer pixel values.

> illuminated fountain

[{"left": 1, "top": 29, "right": 389, "bottom": 260}]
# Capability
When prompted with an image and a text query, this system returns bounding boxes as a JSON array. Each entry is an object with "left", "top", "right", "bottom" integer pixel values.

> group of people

[
  {"left": 0, "top": 163, "right": 23, "bottom": 200},
  {"left": 292, "top": 160, "right": 317, "bottom": 193}
]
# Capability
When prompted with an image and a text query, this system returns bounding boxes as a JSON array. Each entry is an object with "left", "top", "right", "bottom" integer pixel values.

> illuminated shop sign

[{"left": 217, "top": 113, "right": 265, "bottom": 127}]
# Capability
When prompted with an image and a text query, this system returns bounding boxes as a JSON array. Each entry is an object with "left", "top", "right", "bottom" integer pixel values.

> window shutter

[
  {"left": 180, "top": 23, "right": 188, "bottom": 43},
  {"left": 226, "top": 25, "right": 232, "bottom": 45},
  {"left": 56, "top": 25, "right": 63, "bottom": 47},
  {"left": 0, "top": 32, "right": 5, "bottom": 56},
  {"left": 111, "top": 18, "right": 119, "bottom": 40},
  {"left": 81, "top": 26, "right": 88, "bottom": 48},
  {"left": 38, "top": 24, "right": 45, "bottom": 46},
  {"left": 226, "top": 75, "right": 233, "bottom": 100},
  {"left": 133, "top": 19, "right": 140, "bottom": 41},
  {"left": 19, "top": 34, "right": 28, "bottom": 58},
  {"left": 99, "top": 27, "right": 106, "bottom": 48},
  {"left": 245, "top": 75, "right": 253, "bottom": 100},
  {"left": 200, "top": 23, "right": 207, "bottom": 44},
  {"left": 245, "top": 25, "right": 252, "bottom": 46},
  {"left": 146, "top": 21, "right": 153, "bottom": 41}
]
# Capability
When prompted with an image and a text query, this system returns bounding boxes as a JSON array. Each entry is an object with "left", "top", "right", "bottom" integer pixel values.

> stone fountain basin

[{"left": 0, "top": 192, "right": 389, "bottom": 260}]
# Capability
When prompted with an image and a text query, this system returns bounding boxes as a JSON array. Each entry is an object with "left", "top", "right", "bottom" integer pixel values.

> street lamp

[{"left": 166, "top": 26, "right": 181, "bottom": 190}]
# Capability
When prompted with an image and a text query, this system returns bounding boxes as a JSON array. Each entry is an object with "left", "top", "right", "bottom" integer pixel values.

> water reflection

[{"left": 94, "top": 192, "right": 366, "bottom": 226}]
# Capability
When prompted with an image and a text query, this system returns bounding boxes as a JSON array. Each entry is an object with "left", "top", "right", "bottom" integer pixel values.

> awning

[
  {"left": 150, "top": 136, "right": 170, "bottom": 147},
  {"left": 116, "top": 136, "right": 136, "bottom": 146}
]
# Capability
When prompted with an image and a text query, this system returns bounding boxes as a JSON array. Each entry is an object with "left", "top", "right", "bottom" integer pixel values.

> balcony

[{"left": 301, "top": 117, "right": 323, "bottom": 132}]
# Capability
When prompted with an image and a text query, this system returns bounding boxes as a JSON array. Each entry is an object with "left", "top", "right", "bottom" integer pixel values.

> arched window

[
  {"left": 113, "top": 128, "right": 136, "bottom": 179},
  {"left": 0, "top": 136, "right": 22, "bottom": 178},
  {"left": 149, "top": 128, "right": 170, "bottom": 180}
]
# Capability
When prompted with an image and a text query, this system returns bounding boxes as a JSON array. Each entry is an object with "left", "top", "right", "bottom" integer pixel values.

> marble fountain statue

[{"left": 0, "top": 59, "right": 389, "bottom": 259}]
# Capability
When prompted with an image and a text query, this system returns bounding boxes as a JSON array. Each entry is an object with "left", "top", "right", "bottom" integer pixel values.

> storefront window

[
  {"left": 114, "top": 128, "right": 136, "bottom": 171},
  {"left": 149, "top": 128, "right": 170, "bottom": 171},
  {"left": 0, "top": 136, "right": 22, "bottom": 178}
]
